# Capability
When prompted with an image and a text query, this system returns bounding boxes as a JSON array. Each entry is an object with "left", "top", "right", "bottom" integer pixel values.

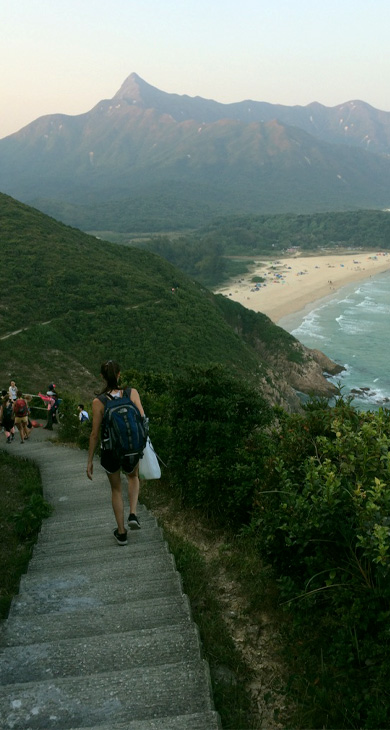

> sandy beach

[{"left": 215, "top": 252, "right": 390, "bottom": 323}]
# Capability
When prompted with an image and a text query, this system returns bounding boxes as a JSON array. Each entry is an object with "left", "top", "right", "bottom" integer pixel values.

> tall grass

[{"left": 0, "top": 451, "right": 51, "bottom": 618}]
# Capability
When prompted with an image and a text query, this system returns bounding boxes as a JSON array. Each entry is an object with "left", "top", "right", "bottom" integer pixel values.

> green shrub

[
  {"left": 11, "top": 494, "right": 52, "bottom": 539},
  {"left": 58, "top": 393, "right": 92, "bottom": 449},
  {"left": 167, "top": 364, "right": 273, "bottom": 524},
  {"left": 250, "top": 397, "right": 390, "bottom": 728},
  {"left": 0, "top": 452, "right": 51, "bottom": 617}
]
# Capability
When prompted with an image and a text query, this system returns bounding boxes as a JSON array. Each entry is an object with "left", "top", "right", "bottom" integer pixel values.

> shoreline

[{"left": 214, "top": 252, "right": 390, "bottom": 323}]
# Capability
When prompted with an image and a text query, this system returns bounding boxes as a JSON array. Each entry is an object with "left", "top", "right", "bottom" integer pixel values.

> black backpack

[
  {"left": 3, "top": 402, "right": 14, "bottom": 422},
  {"left": 99, "top": 388, "right": 147, "bottom": 459}
]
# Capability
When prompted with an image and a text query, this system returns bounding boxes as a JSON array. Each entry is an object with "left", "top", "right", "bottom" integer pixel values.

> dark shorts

[{"left": 100, "top": 450, "right": 140, "bottom": 475}]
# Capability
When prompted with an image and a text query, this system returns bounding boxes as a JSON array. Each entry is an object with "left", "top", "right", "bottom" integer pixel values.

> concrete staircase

[{"left": 0, "top": 431, "right": 221, "bottom": 729}]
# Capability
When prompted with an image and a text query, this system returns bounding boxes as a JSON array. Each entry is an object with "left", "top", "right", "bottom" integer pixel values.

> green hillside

[{"left": 0, "top": 193, "right": 305, "bottom": 399}]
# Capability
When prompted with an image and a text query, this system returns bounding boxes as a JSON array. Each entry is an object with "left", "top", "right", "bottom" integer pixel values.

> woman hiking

[
  {"left": 86, "top": 360, "right": 147, "bottom": 545},
  {"left": 13, "top": 390, "right": 29, "bottom": 443},
  {"left": 1, "top": 395, "right": 15, "bottom": 443}
]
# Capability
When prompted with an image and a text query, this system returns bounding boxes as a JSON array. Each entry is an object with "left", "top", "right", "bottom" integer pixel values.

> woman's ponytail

[{"left": 98, "top": 360, "right": 120, "bottom": 394}]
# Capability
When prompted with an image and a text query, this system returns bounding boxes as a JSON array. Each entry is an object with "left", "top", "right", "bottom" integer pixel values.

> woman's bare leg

[
  {"left": 107, "top": 471, "right": 126, "bottom": 533},
  {"left": 127, "top": 465, "right": 140, "bottom": 515}
]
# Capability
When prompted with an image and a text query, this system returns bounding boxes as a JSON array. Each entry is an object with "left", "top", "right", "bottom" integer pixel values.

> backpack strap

[{"left": 99, "top": 387, "right": 132, "bottom": 404}]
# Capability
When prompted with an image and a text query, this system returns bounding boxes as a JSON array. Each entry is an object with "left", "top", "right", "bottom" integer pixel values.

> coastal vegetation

[{"left": 56, "top": 366, "right": 390, "bottom": 729}]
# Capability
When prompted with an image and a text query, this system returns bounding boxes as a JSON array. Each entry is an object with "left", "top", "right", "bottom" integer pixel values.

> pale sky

[{"left": 1, "top": 0, "right": 390, "bottom": 139}]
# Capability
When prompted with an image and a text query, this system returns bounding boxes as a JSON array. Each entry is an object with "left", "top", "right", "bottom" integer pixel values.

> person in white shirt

[
  {"left": 78, "top": 404, "right": 89, "bottom": 422},
  {"left": 8, "top": 380, "right": 17, "bottom": 401}
]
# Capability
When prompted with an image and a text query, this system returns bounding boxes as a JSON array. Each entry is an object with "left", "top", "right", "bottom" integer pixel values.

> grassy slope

[
  {"left": 0, "top": 193, "right": 300, "bottom": 396},
  {"left": 0, "top": 451, "right": 50, "bottom": 618}
]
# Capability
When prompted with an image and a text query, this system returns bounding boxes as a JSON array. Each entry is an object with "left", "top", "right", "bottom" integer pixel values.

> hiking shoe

[
  {"left": 113, "top": 528, "right": 128, "bottom": 545},
  {"left": 128, "top": 513, "right": 141, "bottom": 530},
  {"left": 6, "top": 437, "right": 11, "bottom": 443}
]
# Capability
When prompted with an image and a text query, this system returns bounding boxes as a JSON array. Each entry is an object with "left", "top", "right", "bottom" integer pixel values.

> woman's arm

[
  {"left": 130, "top": 388, "right": 144, "bottom": 417},
  {"left": 86, "top": 398, "right": 104, "bottom": 480}
]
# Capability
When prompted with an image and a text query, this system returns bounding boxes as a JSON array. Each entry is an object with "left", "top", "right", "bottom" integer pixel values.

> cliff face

[
  {"left": 213, "top": 294, "right": 344, "bottom": 412},
  {"left": 256, "top": 342, "right": 343, "bottom": 412},
  {"left": 270, "top": 343, "right": 344, "bottom": 398}
]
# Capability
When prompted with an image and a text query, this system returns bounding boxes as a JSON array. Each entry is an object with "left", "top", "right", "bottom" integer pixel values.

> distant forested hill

[
  {"left": 0, "top": 193, "right": 336, "bottom": 408},
  {"left": 201, "top": 209, "right": 390, "bottom": 253}
]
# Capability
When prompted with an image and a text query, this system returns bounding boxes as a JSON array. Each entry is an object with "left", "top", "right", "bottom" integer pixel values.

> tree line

[{"left": 138, "top": 209, "right": 390, "bottom": 286}]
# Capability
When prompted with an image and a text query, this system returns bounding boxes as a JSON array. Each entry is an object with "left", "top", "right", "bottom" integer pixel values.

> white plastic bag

[{"left": 139, "top": 437, "right": 161, "bottom": 480}]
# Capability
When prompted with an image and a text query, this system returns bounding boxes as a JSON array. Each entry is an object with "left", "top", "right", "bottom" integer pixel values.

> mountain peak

[{"left": 113, "top": 73, "right": 158, "bottom": 103}]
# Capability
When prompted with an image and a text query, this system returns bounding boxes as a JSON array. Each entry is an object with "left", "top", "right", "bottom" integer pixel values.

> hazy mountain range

[{"left": 1, "top": 73, "right": 390, "bottom": 231}]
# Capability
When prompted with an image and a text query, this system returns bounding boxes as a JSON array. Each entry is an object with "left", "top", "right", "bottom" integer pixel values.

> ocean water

[{"left": 279, "top": 270, "right": 390, "bottom": 411}]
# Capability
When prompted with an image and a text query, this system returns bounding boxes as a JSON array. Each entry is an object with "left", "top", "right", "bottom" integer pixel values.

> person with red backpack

[{"left": 13, "top": 390, "right": 29, "bottom": 443}]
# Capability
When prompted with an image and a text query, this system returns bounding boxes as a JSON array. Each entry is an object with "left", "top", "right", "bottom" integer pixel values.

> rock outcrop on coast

[
  {"left": 212, "top": 295, "right": 343, "bottom": 412},
  {"left": 256, "top": 342, "right": 343, "bottom": 412}
]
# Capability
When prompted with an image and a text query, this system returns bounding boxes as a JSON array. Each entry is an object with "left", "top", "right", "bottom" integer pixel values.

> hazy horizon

[{"left": 2, "top": 0, "right": 390, "bottom": 139}]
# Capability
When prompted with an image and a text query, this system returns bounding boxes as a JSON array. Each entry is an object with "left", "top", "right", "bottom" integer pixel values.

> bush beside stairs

[{"left": 0, "top": 431, "right": 221, "bottom": 729}]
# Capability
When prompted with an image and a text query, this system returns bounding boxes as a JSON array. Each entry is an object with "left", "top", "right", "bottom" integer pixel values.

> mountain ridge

[
  {"left": 1, "top": 73, "right": 390, "bottom": 231},
  {"left": 108, "top": 73, "right": 390, "bottom": 153}
]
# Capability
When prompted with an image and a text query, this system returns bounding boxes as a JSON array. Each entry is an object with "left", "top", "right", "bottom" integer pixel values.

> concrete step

[
  {"left": 34, "top": 524, "right": 162, "bottom": 552},
  {"left": 40, "top": 499, "right": 157, "bottom": 522},
  {"left": 37, "top": 494, "right": 119, "bottom": 515},
  {"left": 0, "top": 623, "right": 203, "bottom": 684},
  {"left": 19, "top": 551, "right": 177, "bottom": 592},
  {"left": 40, "top": 507, "right": 157, "bottom": 532},
  {"left": 10, "top": 572, "right": 184, "bottom": 617},
  {"left": 68, "top": 712, "right": 222, "bottom": 730},
  {"left": 1, "top": 595, "right": 192, "bottom": 646},
  {"left": 0, "top": 659, "right": 214, "bottom": 729},
  {"left": 28, "top": 537, "right": 169, "bottom": 570}
]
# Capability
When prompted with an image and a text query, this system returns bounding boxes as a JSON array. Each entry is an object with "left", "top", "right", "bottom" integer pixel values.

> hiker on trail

[
  {"left": 0, "top": 391, "right": 6, "bottom": 432},
  {"left": 44, "top": 387, "right": 59, "bottom": 430},
  {"left": 8, "top": 380, "right": 17, "bottom": 401},
  {"left": 1, "top": 395, "right": 15, "bottom": 443},
  {"left": 13, "top": 390, "right": 29, "bottom": 443},
  {"left": 86, "top": 360, "right": 148, "bottom": 545},
  {"left": 78, "top": 404, "right": 89, "bottom": 422},
  {"left": 25, "top": 394, "right": 33, "bottom": 433}
]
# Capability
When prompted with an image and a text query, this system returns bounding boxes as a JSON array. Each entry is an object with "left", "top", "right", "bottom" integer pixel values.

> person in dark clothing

[
  {"left": 44, "top": 391, "right": 59, "bottom": 430},
  {"left": 1, "top": 395, "right": 15, "bottom": 443},
  {"left": 86, "top": 360, "right": 146, "bottom": 545}
]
